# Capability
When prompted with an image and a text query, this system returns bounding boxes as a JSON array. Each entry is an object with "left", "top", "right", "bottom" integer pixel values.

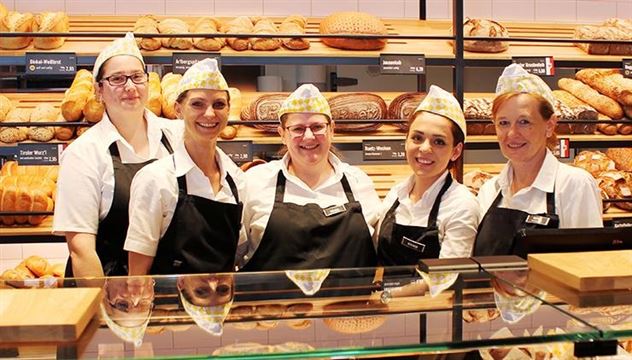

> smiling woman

[
  {"left": 241, "top": 84, "right": 381, "bottom": 271},
  {"left": 124, "top": 58, "right": 246, "bottom": 275}
]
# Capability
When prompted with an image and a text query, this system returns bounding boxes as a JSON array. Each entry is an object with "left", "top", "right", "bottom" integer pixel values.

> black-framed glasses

[
  {"left": 100, "top": 72, "right": 148, "bottom": 86},
  {"left": 285, "top": 122, "right": 329, "bottom": 138}
]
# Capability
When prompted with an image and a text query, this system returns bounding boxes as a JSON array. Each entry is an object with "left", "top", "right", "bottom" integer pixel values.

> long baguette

[
  {"left": 558, "top": 78, "right": 623, "bottom": 119},
  {"left": 576, "top": 69, "right": 632, "bottom": 106}
]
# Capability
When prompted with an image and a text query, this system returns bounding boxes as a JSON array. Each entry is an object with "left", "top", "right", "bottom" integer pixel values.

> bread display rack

[{"left": 1, "top": 0, "right": 632, "bottom": 242}]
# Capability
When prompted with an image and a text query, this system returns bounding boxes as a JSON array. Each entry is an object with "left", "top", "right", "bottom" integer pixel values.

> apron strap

[
  {"left": 225, "top": 173, "right": 240, "bottom": 203},
  {"left": 427, "top": 173, "right": 453, "bottom": 227},
  {"left": 274, "top": 171, "right": 287, "bottom": 203},
  {"left": 160, "top": 131, "right": 174, "bottom": 154},
  {"left": 107, "top": 130, "right": 173, "bottom": 159},
  {"left": 108, "top": 141, "right": 120, "bottom": 158},
  {"left": 546, "top": 187, "right": 555, "bottom": 214},
  {"left": 340, "top": 174, "right": 356, "bottom": 203}
]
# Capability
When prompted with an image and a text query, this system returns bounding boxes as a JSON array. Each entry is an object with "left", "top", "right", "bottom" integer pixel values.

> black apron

[
  {"left": 473, "top": 184, "right": 559, "bottom": 257},
  {"left": 377, "top": 173, "right": 453, "bottom": 266},
  {"left": 241, "top": 171, "right": 377, "bottom": 271},
  {"left": 151, "top": 162, "right": 243, "bottom": 275},
  {"left": 65, "top": 133, "right": 173, "bottom": 277}
]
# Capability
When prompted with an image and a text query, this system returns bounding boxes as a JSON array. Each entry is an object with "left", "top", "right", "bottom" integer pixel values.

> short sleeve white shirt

[
  {"left": 477, "top": 150, "right": 603, "bottom": 228},
  {"left": 376, "top": 171, "right": 480, "bottom": 259},
  {"left": 53, "top": 111, "right": 184, "bottom": 235},
  {"left": 124, "top": 144, "right": 246, "bottom": 260},
  {"left": 241, "top": 153, "right": 382, "bottom": 265}
]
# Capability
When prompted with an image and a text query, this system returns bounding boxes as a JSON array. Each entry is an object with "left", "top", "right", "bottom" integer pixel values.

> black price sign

[
  {"left": 217, "top": 141, "right": 252, "bottom": 163},
  {"left": 363, "top": 140, "right": 406, "bottom": 161},
  {"left": 554, "top": 138, "right": 570, "bottom": 159},
  {"left": 613, "top": 218, "right": 632, "bottom": 228},
  {"left": 380, "top": 54, "right": 425, "bottom": 75},
  {"left": 172, "top": 53, "right": 221, "bottom": 74},
  {"left": 624, "top": 59, "right": 632, "bottom": 78},
  {"left": 25, "top": 52, "right": 76, "bottom": 76},
  {"left": 17, "top": 144, "right": 62, "bottom": 165},
  {"left": 512, "top": 56, "right": 555, "bottom": 76}
]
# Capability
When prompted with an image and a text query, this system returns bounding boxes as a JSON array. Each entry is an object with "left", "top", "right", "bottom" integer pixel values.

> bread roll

[
  {"left": 0, "top": 95, "right": 14, "bottom": 122},
  {"left": 147, "top": 72, "right": 162, "bottom": 116},
  {"left": 0, "top": 11, "right": 33, "bottom": 50},
  {"left": 220, "top": 125, "right": 238, "bottom": 140},
  {"left": 558, "top": 78, "right": 624, "bottom": 119},
  {"left": 76, "top": 126, "right": 89, "bottom": 137},
  {"left": 320, "top": 12, "right": 387, "bottom": 50},
  {"left": 24, "top": 255, "right": 53, "bottom": 277},
  {"left": 54, "top": 113, "right": 74, "bottom": 141},
  {"left": 160, "top": 72, "right": 182, "bottom": 119},
  {"left": 388, "top": 92, "right": 426, "bottom": 131},
  {"left": 251, "top": 18, "right": 281, "bottom": 51},
  {"left": 0, "top": 183, "right": 18, "bottom": 225},
  {"left": 2, "top": 108, "right": 31, "bottom": 143},
  {"left": 239, "top": 159, "right": 266, "bottom": 172},
  {"left": 328, "top": 93, "right": 387, "bottom": 132},
  {"left": 158, "top": 18, "right": 193, "bottom": 50},
  {"left": 280, "top": 15, "right": 309, "bottom": 50},
  {"left": 33, "top": 12, "right": 69, "bottom": 50},
  {"left": 223, "top": 16, "right": 253, "bottom": 51},
  {"left": 28, "top": 103, "right": 57, "bottom": 142},
  {"left": 192, "top": 17, "right": 225, "bottom": 51},
  {"left": 134, "top": 15, "right": 161, "bottom": 51},
  {"left": 625, "top": 105, "right": 632, "bottom": 119},
  {"left": 573, "top": 150, "right": 616, "bottom": 177},
  {"left": 454, "top": 18, "right": 509, "bottom": 53},
  {"left": 83, "top": 96, "right": 104, "bottom": 123},
  {"left": 52, "top": 263, "right": 65, "bottom": 277},
  {"left": 242, "top": 93, "right": 287, "bottom": 132}
]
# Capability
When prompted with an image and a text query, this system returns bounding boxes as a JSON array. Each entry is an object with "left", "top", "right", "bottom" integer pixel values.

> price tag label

[
  {"left": 217, "top": 141, "right": 252, "bottom": 163},
  {"left": 613, "top": 219, "right": 632, "bottom": 228},
  {"left": 554, "top": 138, "right": 570, "bottom": 159},
  {"left": 362, "top": 140, "right": 406, "bottom": 161},
  {"left": 25, "top": 52, "right": 76, "bottom": 76},
  {"left": 512, "top": 56, "right": 555, "bottom": 76},
  {"left": 17, "top": 144, "right": 62, "bottom": 165},
  {"left": 380, "top": 54, "right": 425, "bottom": 75},
  {"left": 624, "top": 59, "right": 632, "bottom": 79},
  {"left": 172, "top": 53, "right": 221, "bottom": 74}
]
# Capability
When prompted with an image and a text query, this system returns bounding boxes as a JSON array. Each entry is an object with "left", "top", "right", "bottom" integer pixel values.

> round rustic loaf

[
  {"left": 597, "top": 170, "right": 632, "bottom": 211},
  {"left": 572, "top": 150, "right": 616, "bottom": 177},
  {"left": 241, "top": 93, "right": 287, "bottom": 132},
  {"left": 453, "top": 18, "right": 509, "bottom": 53},
  {"left": 320, "top": 12, "right": 387, "bottom": 50},
  {"left": 388, "top": 92, "right": 426, "bottom": 130}
]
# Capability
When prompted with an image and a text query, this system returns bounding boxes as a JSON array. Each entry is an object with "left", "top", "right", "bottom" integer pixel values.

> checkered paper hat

[
  {"left": 278, "top": 84, "right": 332, "bottom": 121},
  {"left": 175, "top": 58, "right": 229, "bottom": 101},
  {"left": 180, "top": 292, "right": 232, "bottom": 336},
  {"left": 93, "top": 32, "right": 145, "bottom": 79},
  {"left": 495, "top": 63, "right": 555, "bottom": 108},
  {"left": 100, "top": 303, "right": 150, "bottom": 348},
  {"left": 413, "top": 85, "right": 467, "bottom": 139}
]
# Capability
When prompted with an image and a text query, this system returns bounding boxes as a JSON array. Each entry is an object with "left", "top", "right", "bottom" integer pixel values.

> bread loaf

[
  {"left": 134, "top": 15, "right": 161, "bottom": 51},
  {"left": 575, "top": 69, "right": 632, "bottom": 107},
  {"left": 388, "top": 92, "right": 426, "bottom": 131},
  {"left": 83, "top": 96, "right": 104, "bottom": 123},
  {"left": 280, "top": 15, "right": 309, "bottom": 50},
  {"left": 595, "top": 177, "right": 611, "bottom": 212},
  {"left": 220, "top": 125, "right": 238, "bottom": 140},
  {"left": 606, "top": 148, "right": 632, "bottom": 171},
  {"left": 251, "top": 18, "right": 281, "bottom": 51},
  {"left": 192, "top": 17, "right": 225, "bottom": 51},
  {"left": 558, "top": 78, "right": 624, "bottom": 119},
  {"left": 596, "top": 170, "right": 632, "bottom": 211},
  {"left": 223, "top": 16, "right": 253, "bottom": 51},
  {"left": 28, "top": 103, "right": 57, "bottom": 142},
  {"left": 574, "top": 26, "right": 632, "bottom": 55},
  {"left": 328, "top": 93, "right": 386, "bottom": 132},
  {"left": 0, "top": 161, "right": 59, "bottom": 182},
  {"left": 33, "top": 12, "right": 69, "bottom": 50},
  {"left": 0, "top": 95, "right": 13, "bottom": 122},
  {"left": 160, "top": 72, "right": 182, "bottom": 119},
  {"left": 603, "top": 18, "right": 632, "bottom": 32},
  {"left": 75, "top": 126, "right": 89, "bottom": 137},
  {"left": 552, "top": 90, "right": 598, "bottom": 134},
  {"left": 0, "top": 11, "right": 33, "bottom": 50},
  {"left": 61, "top": 69, "right": 95, "bottom": 121},
  {"left": 24, "top": 255, "right": 54, "bottom": 277},
  {"left": 147, "top": 72, "right": 162, "bottom": 116},
  {"left": 227, "top": 87, "right": 241, "bottom": 121},
  {"left": 453, "top": 18, "right": 509, "bottom": 53},
  {"left": 320, "top": 12, "right": 387, "bottom": 50},
  {"left": 463, "top": 169, "right": 494, "bottom": 195},
  {"left": 2, "top": 108, "right": 31, "bottom": 143},
  {"left": 54, "top": 116, "right": 75, "bottom": 141},
  {"left": 463, "top": 98, "right": 493, "bottom": 135},
  {"left": 241, "top": 93, "right": 287, "bottom": 132},
  {"left": 597, "top": 113, "right": 618, "bottom": 135},
  {"left": 158, "top": 18, "right": 193, "bottom": 50},
  {"left": 572, "top": 150, "right": 616, "bottom": 177}
]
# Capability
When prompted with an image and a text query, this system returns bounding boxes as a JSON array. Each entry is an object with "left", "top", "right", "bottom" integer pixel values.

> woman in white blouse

[
  {"left": 474, "top": 64, "right": 603, "bottom": 256},
  {"left": 240, "top": 84, "right": 381, "bottom": 271},
  {"left": 376, "top": 85, "right": 479, "bottom": 265},
  {"left": 53, "top": 33, "right": 181, "bottom": 277},
  {"left": 124, "top": 59, "right": 245, "bottom": 275}
]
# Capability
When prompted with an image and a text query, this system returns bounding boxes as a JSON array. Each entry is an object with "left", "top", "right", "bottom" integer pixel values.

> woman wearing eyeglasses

[
  {"left": 54, "top": 33, "right": 182, "bottom": 277},
  {"left": 124, "top": 59, "right": 245, "bottom": 275},
  {"left": 240, "top": 84, "right": 381, "bottom": 271}
]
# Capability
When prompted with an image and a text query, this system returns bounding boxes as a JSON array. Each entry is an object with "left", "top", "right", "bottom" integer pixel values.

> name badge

[
  {"left": 401, "top": 236, "right": 426, "bottom": 253},
  {"left": 526, "top": 215, "right": 550, "bottom": 226},
  {"left": 323, "top": 204, "right": 346, "bottom": 217}
]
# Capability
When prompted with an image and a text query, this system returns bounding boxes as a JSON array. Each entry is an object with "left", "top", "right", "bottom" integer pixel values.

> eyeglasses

[
  {"left": 108, "top": 298, "right": 154, "bottom": 313},
  {"left": 100, "top": 72, "right": 148, "bottom": 86},
  {"left": 285, "top": 123, "right": 329, "bottom": 138}
]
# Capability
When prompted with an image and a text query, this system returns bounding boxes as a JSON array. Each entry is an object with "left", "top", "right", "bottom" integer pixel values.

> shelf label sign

[
  {"left": 512, "top": 56, "right": 555, "bottom": 76},
  {"left": 553, "top": 138, "right": 570, "bottom": 159},
  {"left": 380, "top": 54, "right": 425, "bottom": 75},
  {"left": 172, "top": 53, "right": 221, "bottom": 74},
  {"left": 217, "top": 141, "right": 252, "bottom": 163},
  {"left": 624, "top": 59, "right": 632, "bottom": 78},
  {"left": 17, "top": 144, "right": 62, "bottom": 165},
  {"left": 25, "top": 52, "right": 76, "bottom": 76},
  {"left": 363, "top": 140, "right": 406, "bottom": 161}
]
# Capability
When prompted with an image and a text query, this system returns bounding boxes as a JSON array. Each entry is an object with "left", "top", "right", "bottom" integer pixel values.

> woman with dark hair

[
  {"left": 474, "top": 64, "right": 602, "bottom": 256},
  {"left": 376, "top": 85, "right": 479, "bottom": 266}
]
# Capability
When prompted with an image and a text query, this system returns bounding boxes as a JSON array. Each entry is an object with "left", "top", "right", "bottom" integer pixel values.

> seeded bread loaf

[
  {"left": 574, "top": 25, "right": 632, "bottom": 55},
  {"left": 606, "top": 148, "right": 632, "bottom": 172},
  {"left": 558, "top": 78, "right": 624, "bottom": 119},
  {"left": 28, "top": 103, "right": 57, "bottom": 142},
  {"left": 319, "top": 12, "right": 387, "bottom": 50}
]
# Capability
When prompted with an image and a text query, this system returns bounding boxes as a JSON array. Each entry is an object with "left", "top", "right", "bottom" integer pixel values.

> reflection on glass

[
  {"left": 100, "top": 277, "right": 155, "bottom": 347},
  {"left": 492, "top": 270, "right": 546, "bottom": 324},
  {"left": 285, "top": 269, "right": 330, "bottom": 296},
  {"left": 177, "top": 274, "right": 234, "bottom": 336},
  {"left": 415, "top": 270, "right": 459, "bottom": 297}
]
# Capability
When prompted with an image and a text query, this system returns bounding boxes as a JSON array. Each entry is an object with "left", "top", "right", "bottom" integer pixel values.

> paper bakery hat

[
  {"left": 93, "top": 32, "right": 145, "bottom": 79},
  {"left": 495, "top": 63, "right": 555, "bottom": 108},
  {"left": 180, "top": 292, "right": 232, "bottom": 336},
  {"left": 100, "top": 303, "right": 150, "bottom": 348},
  {"left": 278, "top": 84, "right": 332, "bottom": 121},
  {"left": 285, "top": 269, "right": 330, "bottom": 296},
  {"left": 175, "top": 58, "right": 229, "bottom": 100},
  {"left": 412, "top": 85, "right": 467, "bottom": 139}
]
